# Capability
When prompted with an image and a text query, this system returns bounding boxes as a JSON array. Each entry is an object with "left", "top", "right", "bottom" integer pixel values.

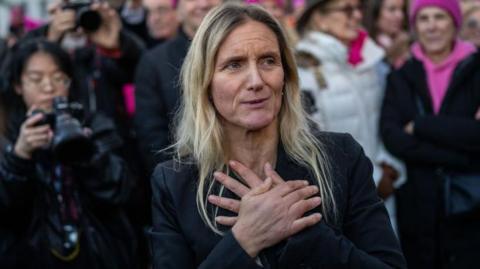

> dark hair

[
  {"left": 362, "top": 0, "right": 408, "bottom": 40},
  {"left": 9, "top": 39, "right": 74, "bottom": 88},
  {"left": 2, "top": 39, "right": 78, "bottom": 140}
]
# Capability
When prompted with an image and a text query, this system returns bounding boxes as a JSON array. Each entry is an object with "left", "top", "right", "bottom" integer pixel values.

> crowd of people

[{"left": 0, "top": 0, "right": 479, "bottom": 268}]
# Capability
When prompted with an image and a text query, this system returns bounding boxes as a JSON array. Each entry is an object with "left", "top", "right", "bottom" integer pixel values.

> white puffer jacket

[{"left": 297, "top": 31, "right": 405, "bottom": 232}]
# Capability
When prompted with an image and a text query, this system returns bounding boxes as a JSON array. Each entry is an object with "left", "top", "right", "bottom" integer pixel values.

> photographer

[
  {"left": 22, "top": 0, "right": 144, "bottom": 152},
  {"left": 0, "top": 40, "right": 137, "bottom": 269}
]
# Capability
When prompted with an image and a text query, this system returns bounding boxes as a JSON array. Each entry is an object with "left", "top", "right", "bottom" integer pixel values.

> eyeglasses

[
  {"left": 324, "top": 4, "right": 363, "bottom": 17},
  {"left": 22, "top": 73, "right": 71, "bottom": 90}
]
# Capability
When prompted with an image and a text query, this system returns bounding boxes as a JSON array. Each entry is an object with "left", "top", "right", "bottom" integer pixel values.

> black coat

[
  {"left": 380, "top": 52, "right": 480, "bottom": 269},
  {"left": 150, "top": 132, "right": 407, "bottom": 269},
  {"left": 134, "top": 28, "right": 190, "bottom": 172},
  {"left": 0, "top": 114, "right": 137, "bottom": 269}
]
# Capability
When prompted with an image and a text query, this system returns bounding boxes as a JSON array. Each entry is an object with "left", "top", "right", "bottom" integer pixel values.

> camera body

[
  {"left": 33, "top": 96, "right": 95, "bottom": 164},
  {"left": 63, "top": 0, "right": 102, "bottom": 33}
]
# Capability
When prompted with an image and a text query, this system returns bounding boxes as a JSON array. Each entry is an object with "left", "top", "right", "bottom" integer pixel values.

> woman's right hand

[
  {"left": 14, "top": 113, "right": 53, "bottom": 160},
  {"left": 231, "top": 178, "right": 322, "bottom": 257}
]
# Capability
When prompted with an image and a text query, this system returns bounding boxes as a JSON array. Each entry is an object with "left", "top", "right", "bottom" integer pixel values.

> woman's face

[
  {"left": 415, "top": 7, "right": 456, "bottom": 58},
  {"left": 210, "top": 20, "right": 285, "bottom": 132},
  {"left": 312, "top": 0, "right": 363, "bottom": 44},
  {"left": 461, "top": 9, "right": 480, "bottom": 47},
  {"left": 15, "top": 52, "right": 70, "bottom": 112},
  {"left": 377, "top": 0, "right": 405, "bottom": 36}
]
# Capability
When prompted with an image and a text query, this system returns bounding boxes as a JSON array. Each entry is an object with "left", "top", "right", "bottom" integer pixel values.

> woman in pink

[{"left": 380, "top": 0, "right": 480, "bottom": 268}]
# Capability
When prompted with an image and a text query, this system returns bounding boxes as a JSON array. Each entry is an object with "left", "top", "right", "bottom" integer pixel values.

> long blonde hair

[{"left": 173, "top": 3, "right": 335, "bottom": 234}]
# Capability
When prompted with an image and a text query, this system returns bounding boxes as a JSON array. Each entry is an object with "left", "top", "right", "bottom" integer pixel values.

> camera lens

[{"left": 77, "top": 8, "right": 102, "bottom": 33}]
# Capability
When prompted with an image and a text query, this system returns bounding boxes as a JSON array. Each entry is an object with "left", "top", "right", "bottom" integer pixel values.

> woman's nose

[{"left": 246, "top": 65, "right": 264, "bottom": 91}]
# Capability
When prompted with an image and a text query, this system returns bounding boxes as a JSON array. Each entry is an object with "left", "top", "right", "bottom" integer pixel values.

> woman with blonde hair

[{"left": 150, "top": 3, "right": 406, "bottom": 268}]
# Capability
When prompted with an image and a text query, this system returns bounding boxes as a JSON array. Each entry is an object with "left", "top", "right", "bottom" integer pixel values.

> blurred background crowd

[{"left": 0, "top": 0, "right": 479, "bottom": 268}]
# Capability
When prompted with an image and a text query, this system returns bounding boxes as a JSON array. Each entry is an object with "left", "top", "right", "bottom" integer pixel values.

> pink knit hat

[{"left": 410, "top": 0, "right": 462, "bottom": 28}]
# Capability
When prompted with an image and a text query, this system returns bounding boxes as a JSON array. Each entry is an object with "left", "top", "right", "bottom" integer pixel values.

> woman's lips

[{"left": 242, "top": 97, "right": 268, "bottom": 108}]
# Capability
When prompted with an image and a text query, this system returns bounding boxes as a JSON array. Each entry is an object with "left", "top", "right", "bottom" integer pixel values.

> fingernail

[
  {"left": 303, "top": 180, "right": 309, "bottom": 186},
  {"left": 229, "top": 160, "right": 236, "bottom": 167},
  {"left": 312, "top": 186, "right": 318, "bottom": 192},
  {"left": 313, "top": 197, "right": 321, "bottom": 204}
]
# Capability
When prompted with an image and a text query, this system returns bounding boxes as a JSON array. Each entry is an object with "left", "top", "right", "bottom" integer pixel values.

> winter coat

[
  {"left": 150, "top": 132, "right": 407, "bottom": 269},
  {"left": 134, "top": 28, "right": 190, "bottom": 172},
  {"left": 380, "top": 51, "right": 480, "bottom": 269},
  {"left": 296, "top": 31, "right": 405, "bottom": 231},
  {"left": 0, "top": 113, "right": 137, "bottom": 269}
]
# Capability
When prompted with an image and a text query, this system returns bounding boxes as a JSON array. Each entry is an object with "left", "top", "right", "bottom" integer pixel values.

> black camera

[
  {"left": 33, "top": 96, "right": 95, "bottom": 164},
  {"left": 63, "top": 0, "right": 102, "bottom": 33}
]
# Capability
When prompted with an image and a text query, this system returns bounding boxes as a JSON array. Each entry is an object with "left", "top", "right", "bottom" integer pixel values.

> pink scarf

[
  {"left": 348, "top": 30, "right": 368, "bottom": 66},
  {"left": 412, "top": 40, "right": 476, "bottom": 114}
]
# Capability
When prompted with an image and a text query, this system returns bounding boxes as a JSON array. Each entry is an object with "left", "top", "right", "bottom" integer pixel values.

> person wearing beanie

[{"left": 380, "top": 0, "right": 480, "bottom": 268}]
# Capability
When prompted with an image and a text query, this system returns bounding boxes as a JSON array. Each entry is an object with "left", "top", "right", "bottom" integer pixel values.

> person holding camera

[
  {"left": 21, "top": 0, "right": 144, "bottom": 154},
  {"left": 0, "top": 40, "right": 137, "bottom": 269}
]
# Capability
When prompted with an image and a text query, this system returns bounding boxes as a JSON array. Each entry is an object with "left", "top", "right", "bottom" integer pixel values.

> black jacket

[
  {"left": 380, "top": 53, "right": 480, "bottom": 269},
  {"left": 134, "top": 28, "right": 190, "bottom": 173},
  {"left": 0, "top": 114, "right": 137, "bottom": 269},
  {"left": 150, "top": 132, "right": 407, "bottom": 269}
]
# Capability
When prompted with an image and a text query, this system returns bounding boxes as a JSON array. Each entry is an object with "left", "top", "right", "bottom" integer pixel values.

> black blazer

[{"left": 150, "top": 132, "right": 406, "bottom": 269}]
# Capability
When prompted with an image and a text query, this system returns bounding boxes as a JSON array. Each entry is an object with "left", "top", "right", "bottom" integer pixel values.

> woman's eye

[
  {"left": 261, "top": 57, "right": 277, "bottom": 67},
  {"left": 225, "top": 61, "right": 241, "bottom": 70},
  {"left": 28, "top": 76, "right": 42, "bottom": 83}
]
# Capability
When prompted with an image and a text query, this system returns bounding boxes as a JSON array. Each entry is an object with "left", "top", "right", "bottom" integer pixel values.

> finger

[
  {"left": 213, "top": 171, "right": 250, "bottom": 197},
  {"left": 24, "top": 114, "right": 45, "bottom": 128},
  {"left": 270, "top": 180, "right": 309, "bottom": 197},
  {"left": 215, "top": 216, "right": 237, "bottom": 226},
  {"left": 283, "top": 185, "right": 319, "bottom": 206},
  {"left": 289, "top": 196, "right": 322, "bottom": 218},
  {"left": 264, "top": 162, "right": 285, "bottom": 185},
  {"left": 290, "top": 213, "right": 322, "bottom": 236},
  {"left": 25, "top": 125, "right": 51, "bottom": 137},
  {"left": 249, "top": 176, "right": 273, "bottom": 196},
  {"left": 26, "top": 135, "right": 51, "bottom": 149},
  {"left": 229, "top": 160, "right": 263, "bottom": 188},
  {"left": 48, "top": 0, "right": 62, "bottom": 15},
  {"left": 208, "top": 195, "right": 240, "bottom": 213},
  {"left": 26, "top": 133, "right": 51, "bottom": 143}
]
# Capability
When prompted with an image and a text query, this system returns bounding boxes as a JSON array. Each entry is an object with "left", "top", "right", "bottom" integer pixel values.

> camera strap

[{"left": 49, "top": 164, "right": 82, "bottom": 260}]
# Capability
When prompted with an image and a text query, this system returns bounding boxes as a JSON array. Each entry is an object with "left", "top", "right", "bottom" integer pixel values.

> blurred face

[
  {"left": 144, "top": 0, "right": 178, "bottom": 39},
  {"left": 177, "top": 0, "right": 221, "bottom": 37},
  {"left": 461, "top": 9, "right": 480, "bottom": 47},
  {"left": 210, "top": 20, "right": 285, "bottom": 132},
  {"left": 260, "top": 0, "right": 285, "bottom": 21},
  {"left": 377, "top": 0, "right": 405, "bottom": 36},
  {"left": 312, "top": 0, "right": 363, "bottom": 44},
  {"left": 15, "top": 52, "right": 70, "bottom": 112},
  {"left": 415, "top": 7, "right": 456, "bottom": 59}
]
